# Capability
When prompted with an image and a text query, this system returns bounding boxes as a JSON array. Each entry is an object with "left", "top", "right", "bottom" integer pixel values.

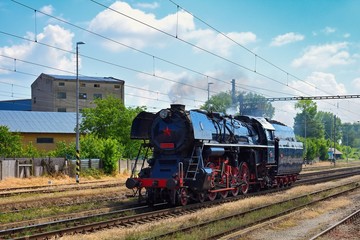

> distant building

[
  {"left": 0, "top": 111, "right": 78, "bottom": 151},
  {"left": 31, "top": 73, "right": 125, "bottom": 112},
  {"left": 328, "top": 148, "right": 343, "bottom": 160},
  {"left": 0, "top": 99, "right": 31, "bottom": 111}
]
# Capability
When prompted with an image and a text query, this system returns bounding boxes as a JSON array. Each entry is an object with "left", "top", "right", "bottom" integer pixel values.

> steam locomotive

[{"left": 126, "top": 104, "right": 303, "bottom": 206}]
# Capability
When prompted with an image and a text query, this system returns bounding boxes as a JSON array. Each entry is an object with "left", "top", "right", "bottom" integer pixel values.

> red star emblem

[{"left": 163, "top": 126, "right": 171, "bottom": 136}]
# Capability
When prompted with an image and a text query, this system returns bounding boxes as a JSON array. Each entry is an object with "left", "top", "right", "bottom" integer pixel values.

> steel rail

[
  {"left": 309, "top": 208, "right": 360, "bottom": 240},
  {"left": 1, "top": 169, "right": 359, "bottom": 239},
  {"left": 153, "top": 183, "right": 360, "bottom": 240}
]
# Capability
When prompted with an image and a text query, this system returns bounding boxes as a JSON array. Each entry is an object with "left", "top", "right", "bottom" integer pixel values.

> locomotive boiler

[{"left": 126, "top": 104, "right": 303, "bottom": 206}]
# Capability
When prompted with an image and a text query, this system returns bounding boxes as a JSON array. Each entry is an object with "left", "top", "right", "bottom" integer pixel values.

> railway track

[
  {"left": 154, "top": 182, "right": 360, "bottom": 240},
  {"left": 309, "top": 208, "right": 360, "bottom": 240},
  {"left": 1, "top": 168, "right": 359, "bottom": 239},
  {"left": 0, "top": 180, "right": 122, "bottom": 198}
]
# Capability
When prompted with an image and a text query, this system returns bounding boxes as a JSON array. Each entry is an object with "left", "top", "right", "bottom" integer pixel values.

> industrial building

[{"left": 31, "top": 73, "right": 125, "bottom": 112}]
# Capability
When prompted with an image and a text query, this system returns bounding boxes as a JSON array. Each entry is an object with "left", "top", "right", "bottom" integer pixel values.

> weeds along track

[
  {"left": 309, "top": 208, "right": 360, "bottom": 240},
  {"left": 0, "top": 168, "right": 359, "bottom": 239}
]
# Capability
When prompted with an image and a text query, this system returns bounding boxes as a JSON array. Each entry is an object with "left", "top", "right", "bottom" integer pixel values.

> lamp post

[
  {"left": 76, "top": 41, "right": 85, "bottom": 183},
  {"left": 207, "top": 82, "right": 213, "bottom": 101}
]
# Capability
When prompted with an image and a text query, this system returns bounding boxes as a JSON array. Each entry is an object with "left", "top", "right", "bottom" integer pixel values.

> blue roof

[
  {"left": 0, "top": 111, "right": 80, "bottom": 133},
  {"left": 47, "top": 74, "right": 124, "bottom": 83},
  {"left": 0, "top": 99, "right": 32, "bottom": 111}
]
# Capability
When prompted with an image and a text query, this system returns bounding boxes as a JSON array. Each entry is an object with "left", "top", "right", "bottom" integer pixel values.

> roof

[
  {"left": 0, "top": 99, "right": 31, "bottom": 111},
  {"left": 46, "top": 74, "right": 124, "bottom": 83},
  {"left": 0, "top": 111, "right": 80, "bottom": 133},
  {"left": 328, "top": 148, "right": 343, "bottom": 155}
]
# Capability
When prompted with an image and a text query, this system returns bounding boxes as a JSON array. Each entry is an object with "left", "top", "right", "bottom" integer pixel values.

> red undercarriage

[{"left": 133, "top": 174, "right": 298, "bottom": 191}]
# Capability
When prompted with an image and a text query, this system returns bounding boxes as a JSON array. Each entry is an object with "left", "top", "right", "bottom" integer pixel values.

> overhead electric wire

[
  {"left": 167, "top": 0, "right": 360, "bottom": 116},
  {"left": 10, "top": 0, "right": 311, "bottom": 100},
  {"left": 89, "top": 0, "right": 313, "bottom": 98},
  {"left": 6, "top": 0, "right": 360, "bottom": 122},
  {"left": 0, "top": 57, "right": 203, "bottom": 109}
]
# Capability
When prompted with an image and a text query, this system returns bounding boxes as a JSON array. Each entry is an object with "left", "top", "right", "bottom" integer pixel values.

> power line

[
  {"left": 6, "top": 0, "right": 360, "bottom": 122},
  {"left": 10, "top": 0, "right": 314, "bottom": 100}
]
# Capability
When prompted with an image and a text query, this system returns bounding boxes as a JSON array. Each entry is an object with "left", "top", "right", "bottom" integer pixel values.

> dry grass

[
  {"left": 0, "top": 173, "right": 129, "bottom": 189},
  {"left": 270, "top": 197, "right": 353, "bottom": 233},
  {"left": 60, "top": 175, "right": 360, "bottom": 240}
]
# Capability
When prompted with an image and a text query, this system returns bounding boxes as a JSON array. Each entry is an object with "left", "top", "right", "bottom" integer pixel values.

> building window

[
  {"left": 57, "top": 92, "right": 66, "bottom": 99},
  {"left": 93, "top": 93, "right": 102, "bottom": 99},
  {"left": 114, "top": 84, "right": 120, "bottom": 89},
  {"left": 33, "top": 97, "right": 36, "bottom": 104},
  {"left": 94, "top": 83, "right": 100, "bottom": 88},
  {"left": 79, "top": 93, "right": 87, "bottom": 99},
  {"left": 37, "top": 138, "right": 54, "bottom": 144},
  {"left": 59, "top": 82, "right": 65, "bottom": 86},
  {"left": 80, "top": 83, "right": 86, "bottom": 87},
  {"left": 58, "top": 108, "right": 66, "bottom": 112}
]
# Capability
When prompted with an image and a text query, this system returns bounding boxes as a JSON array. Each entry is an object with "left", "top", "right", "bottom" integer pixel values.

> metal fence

[{"left": 0, "top": 157, "right": 147, "bottom": 180}]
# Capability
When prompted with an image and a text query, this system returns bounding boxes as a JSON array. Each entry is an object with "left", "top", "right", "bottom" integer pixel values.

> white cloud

[
  {"left": 274, "top": 71, "right": 348, "bottom": 126},
  {"left": 40, "top": 5, "right": 54, "bottom": 15},
  {"left": 135, "top": 2, "right": 160, "bottom": 9},
  {"left": 352, "top": 77, "right": 360, "bottom": 90},
  {"left": 322, "top": 26, "right": 336, "bottom": 34},
  {"left": 0, "top": 24, "right": 74, "bottom": 76},
  {"left": 292, "top": 42, "right": 353, "bottom": 69},
  {"left": 88, "top": 1, "right": 193, "bottom": 50},
  {"left": 88, "top": 1, "right": 256, "bottom": 56},
  {"left": 343, "top": 33, "right": 351, "bottom": 38},
  {"left": 185, "top": 30, "right": 256, "bottom": 56},
  {"left": 270, "top": 32, "right": 304, "bottom": 47}
]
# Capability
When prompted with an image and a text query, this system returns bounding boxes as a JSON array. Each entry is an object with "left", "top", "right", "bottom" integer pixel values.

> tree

[
  {"left": 49, "top": 141, "right": 75, "bottom": 158},
  {"left": 201, "top": 91, "right": 275, "bottom": 118},
  {"left": 201, "top": 91, "right": 232, "bottom": 113},
  {"left": 239, "top": 92, "right": 275, "bottom": 118},
  {"left": 80, "top": 134, "right": 103, "bottom": 159},
  {"left": 316, "top": 111, "right": 342, "bottom": 142},
  {"left": 0, "top": 126, "right": 22, "bottom": 157},
  {"left": 341, "top": 122, "right": 360, "bottom": 149},
  {"left": 80, "top": 96, "right": 145, "bottom": 158},
  {"left": 101, "top": 138, "right": 122, "bottom": 175},
  {"left": 293, "top": 100, "right": 325, "bottom": 139}
]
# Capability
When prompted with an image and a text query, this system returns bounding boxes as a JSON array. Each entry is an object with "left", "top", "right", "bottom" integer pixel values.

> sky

[{"left": 1, "top": 0, "right": 360, "bottom": 127}]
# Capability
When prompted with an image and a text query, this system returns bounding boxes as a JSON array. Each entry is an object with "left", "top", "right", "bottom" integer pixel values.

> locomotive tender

[{"left": 126, "top": 104, "right": 303, "bottom": 206}]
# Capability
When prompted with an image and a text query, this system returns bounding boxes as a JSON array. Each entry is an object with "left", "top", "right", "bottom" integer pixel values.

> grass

[{"left": 0, "top": 173, "right": 129, "bottom": 189}]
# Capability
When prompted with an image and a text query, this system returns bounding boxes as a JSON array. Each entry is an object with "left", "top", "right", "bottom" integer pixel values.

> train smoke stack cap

[{"left": 171, "top": 104, "right": 185, "bottom": 111}]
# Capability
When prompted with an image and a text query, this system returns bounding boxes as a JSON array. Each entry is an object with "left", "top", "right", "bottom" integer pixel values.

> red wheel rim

[
  {"left": 240, "top": 162, "right": 250, "bottom": 194},
  {"left": 207, "top": 192, "right": 217, "bottom": 201},
  {"left": 219, "top": 190, "right": 228, "bottom": 199},
  {"left": 178, "top": 188, "right": 188, "bottom": 206},
  {"left": 231, "top": 187, "right": 239, "bottom": 196}
]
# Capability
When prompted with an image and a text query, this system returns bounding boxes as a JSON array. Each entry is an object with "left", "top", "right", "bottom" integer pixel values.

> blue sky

[{"left": 1, "top": 0, "right": 360, "bottom": 126}]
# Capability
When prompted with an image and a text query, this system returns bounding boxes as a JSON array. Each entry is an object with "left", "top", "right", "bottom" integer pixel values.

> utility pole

[
  {"left": 231, "top": 79, "right": 236, "bottom": 107},
  {"left": 76, "top": 41, "right": 85, "bottom": 183},
  {"left": 333, "top": 114, "right": 336, "bottom": 166}
]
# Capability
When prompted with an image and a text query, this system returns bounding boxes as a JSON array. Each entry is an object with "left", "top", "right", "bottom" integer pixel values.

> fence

[{"left": 0, "top": 157, "right": 148, "bottom": 180}]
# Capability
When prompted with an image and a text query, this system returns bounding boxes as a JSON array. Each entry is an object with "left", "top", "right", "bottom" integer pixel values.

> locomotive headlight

[{"left": 159, "top": 109, "right": 170, "bottom": 119}]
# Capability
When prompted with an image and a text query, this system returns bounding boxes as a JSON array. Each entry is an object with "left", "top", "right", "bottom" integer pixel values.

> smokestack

[{"left": 171, "top": 104, "right": 185, "bottom": 111}]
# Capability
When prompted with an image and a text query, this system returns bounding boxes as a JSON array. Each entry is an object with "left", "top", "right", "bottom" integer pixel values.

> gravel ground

[{"left": 237, "top": 188, "right": 360, "bottom": 240}]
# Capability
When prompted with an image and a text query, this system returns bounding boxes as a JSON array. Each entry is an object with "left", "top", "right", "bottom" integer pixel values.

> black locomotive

[{"left": 126, "top": 104, "right": 303, "bottom": 205}]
